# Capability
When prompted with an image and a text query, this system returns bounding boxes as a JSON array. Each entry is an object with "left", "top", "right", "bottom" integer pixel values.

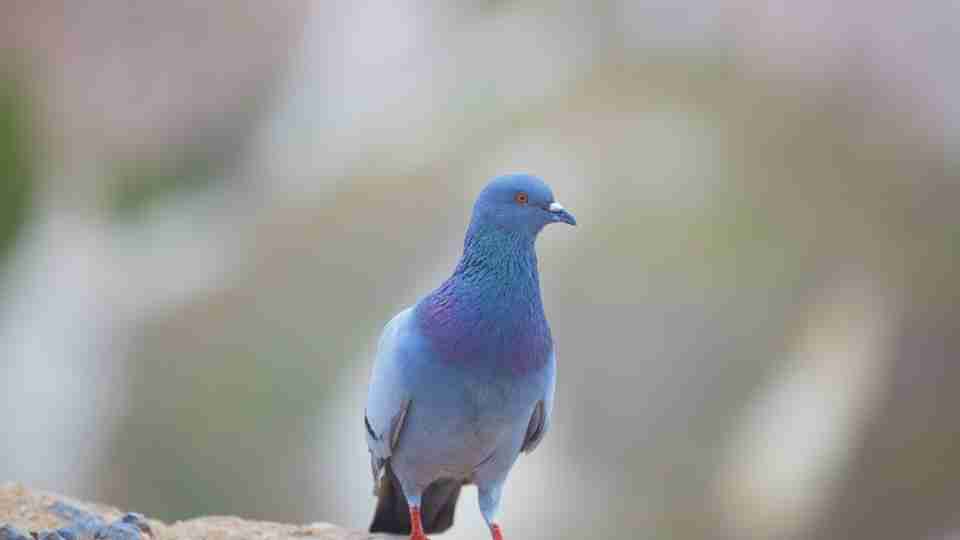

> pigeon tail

[{"left": 369, "top": 463, "right": 463, "bottom": 534}]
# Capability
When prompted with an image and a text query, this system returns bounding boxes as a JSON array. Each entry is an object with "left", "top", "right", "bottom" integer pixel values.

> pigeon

[{"left": 364, "top": 174, "right": 576, "bottom": 540}]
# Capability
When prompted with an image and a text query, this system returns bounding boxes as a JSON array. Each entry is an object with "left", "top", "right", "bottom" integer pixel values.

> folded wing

[{"left": 364, "top": 307, "right": 415, "bottom": 491}]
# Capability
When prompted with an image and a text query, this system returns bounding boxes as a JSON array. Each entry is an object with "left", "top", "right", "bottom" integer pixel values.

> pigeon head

[{"left": 469, "top": 174, "right": 576, "bottom": 239}]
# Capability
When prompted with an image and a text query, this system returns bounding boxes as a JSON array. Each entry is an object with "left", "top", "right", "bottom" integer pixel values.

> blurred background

[{"left": 1, "top": 2, "right": 959, "bottom": 539}]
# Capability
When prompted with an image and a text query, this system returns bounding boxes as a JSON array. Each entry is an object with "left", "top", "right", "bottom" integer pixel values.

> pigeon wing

[
  {"left": 521, "top": 347, "right": 557, "bottom": 453},
  {"left": 364, "top": 307, "right": 416, "bottom": 491}
]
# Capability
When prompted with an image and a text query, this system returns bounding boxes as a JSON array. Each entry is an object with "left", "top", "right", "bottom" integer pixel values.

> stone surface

[{"left": 0, "top": 485, "right": 374, "bottom": 540}]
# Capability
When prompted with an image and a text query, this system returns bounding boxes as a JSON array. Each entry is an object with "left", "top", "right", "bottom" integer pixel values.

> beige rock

[{"left": 0, "top": 485, "right": 374, "bottom": 540}]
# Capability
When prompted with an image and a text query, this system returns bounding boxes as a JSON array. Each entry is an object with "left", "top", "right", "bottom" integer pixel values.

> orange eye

[{"left": 515, "top": 192, "right": 529, "bottom": 205}]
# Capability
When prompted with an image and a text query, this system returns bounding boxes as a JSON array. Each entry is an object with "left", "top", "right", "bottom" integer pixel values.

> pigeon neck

[
  {"left": 416, "top": 224, "right": 552, "bottom": 375},
  {"left": 457, "top": 223, "right": 538, "bottom": 280}
]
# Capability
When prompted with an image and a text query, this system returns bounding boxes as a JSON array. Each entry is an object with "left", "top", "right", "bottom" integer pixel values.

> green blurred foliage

[
  {"left": 109, "top": 153, "right": 220, "bottom": 220},
  {"left": 0, "top": 73, "right": 35, "bottom": 266}
]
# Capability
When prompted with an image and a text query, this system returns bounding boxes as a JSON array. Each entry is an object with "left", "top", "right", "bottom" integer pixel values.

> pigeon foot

[
  {"left": 490, "top": 523, "right": 504, "bottom": 540},
  {"left": 408, "top": 507, "right": 429, "bottom": 540}
]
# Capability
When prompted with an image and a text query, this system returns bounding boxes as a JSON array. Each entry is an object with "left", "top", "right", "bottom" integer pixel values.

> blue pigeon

[{"left": 365, "top": 174, "right": 576, "bottom": 540}]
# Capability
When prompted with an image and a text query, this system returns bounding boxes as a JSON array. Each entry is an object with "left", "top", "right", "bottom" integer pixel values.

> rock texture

[{"left": 0, "top": 485, "right": 373, "bottom": 540}]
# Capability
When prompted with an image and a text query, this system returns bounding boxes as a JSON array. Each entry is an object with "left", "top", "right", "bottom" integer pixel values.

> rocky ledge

[{"left": 0, "top": 484, "right": 373, "bottom": 540}]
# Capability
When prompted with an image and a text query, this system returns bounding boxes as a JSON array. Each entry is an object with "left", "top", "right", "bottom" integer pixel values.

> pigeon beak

[{"left": 549, "top": 201, "right": 577, "bottom": 226}]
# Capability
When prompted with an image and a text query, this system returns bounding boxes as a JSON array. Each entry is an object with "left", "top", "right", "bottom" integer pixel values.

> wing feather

[
  {"left": 521, "top": 348, "right": 557, "bottom": 453},
  {"left": 364, "top": 308, "right": 415, "bottom": 489}
]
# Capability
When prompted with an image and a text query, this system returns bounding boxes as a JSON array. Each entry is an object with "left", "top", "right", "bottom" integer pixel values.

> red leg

[
  {"left": 409, "top": 506, "right": 429, "bottom": 540},
  {"left": 490, "top": 523, "right": 504, "bottom": 540}
]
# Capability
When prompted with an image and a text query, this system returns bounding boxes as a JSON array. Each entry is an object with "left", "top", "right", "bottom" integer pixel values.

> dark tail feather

[
  {"left": 370, "top": 463, "right": 463, "bottom": 534},
  {"left": 370, "top": 463, "right": 410, "bottom": 534},
  {"left": 420, "top": 476, "right": 462, "bottom": 534}
]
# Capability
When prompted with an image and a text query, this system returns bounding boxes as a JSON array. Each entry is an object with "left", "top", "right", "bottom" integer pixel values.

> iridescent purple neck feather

[{"left": 415, "top": 221, "right": 552, "bottom": 376}]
